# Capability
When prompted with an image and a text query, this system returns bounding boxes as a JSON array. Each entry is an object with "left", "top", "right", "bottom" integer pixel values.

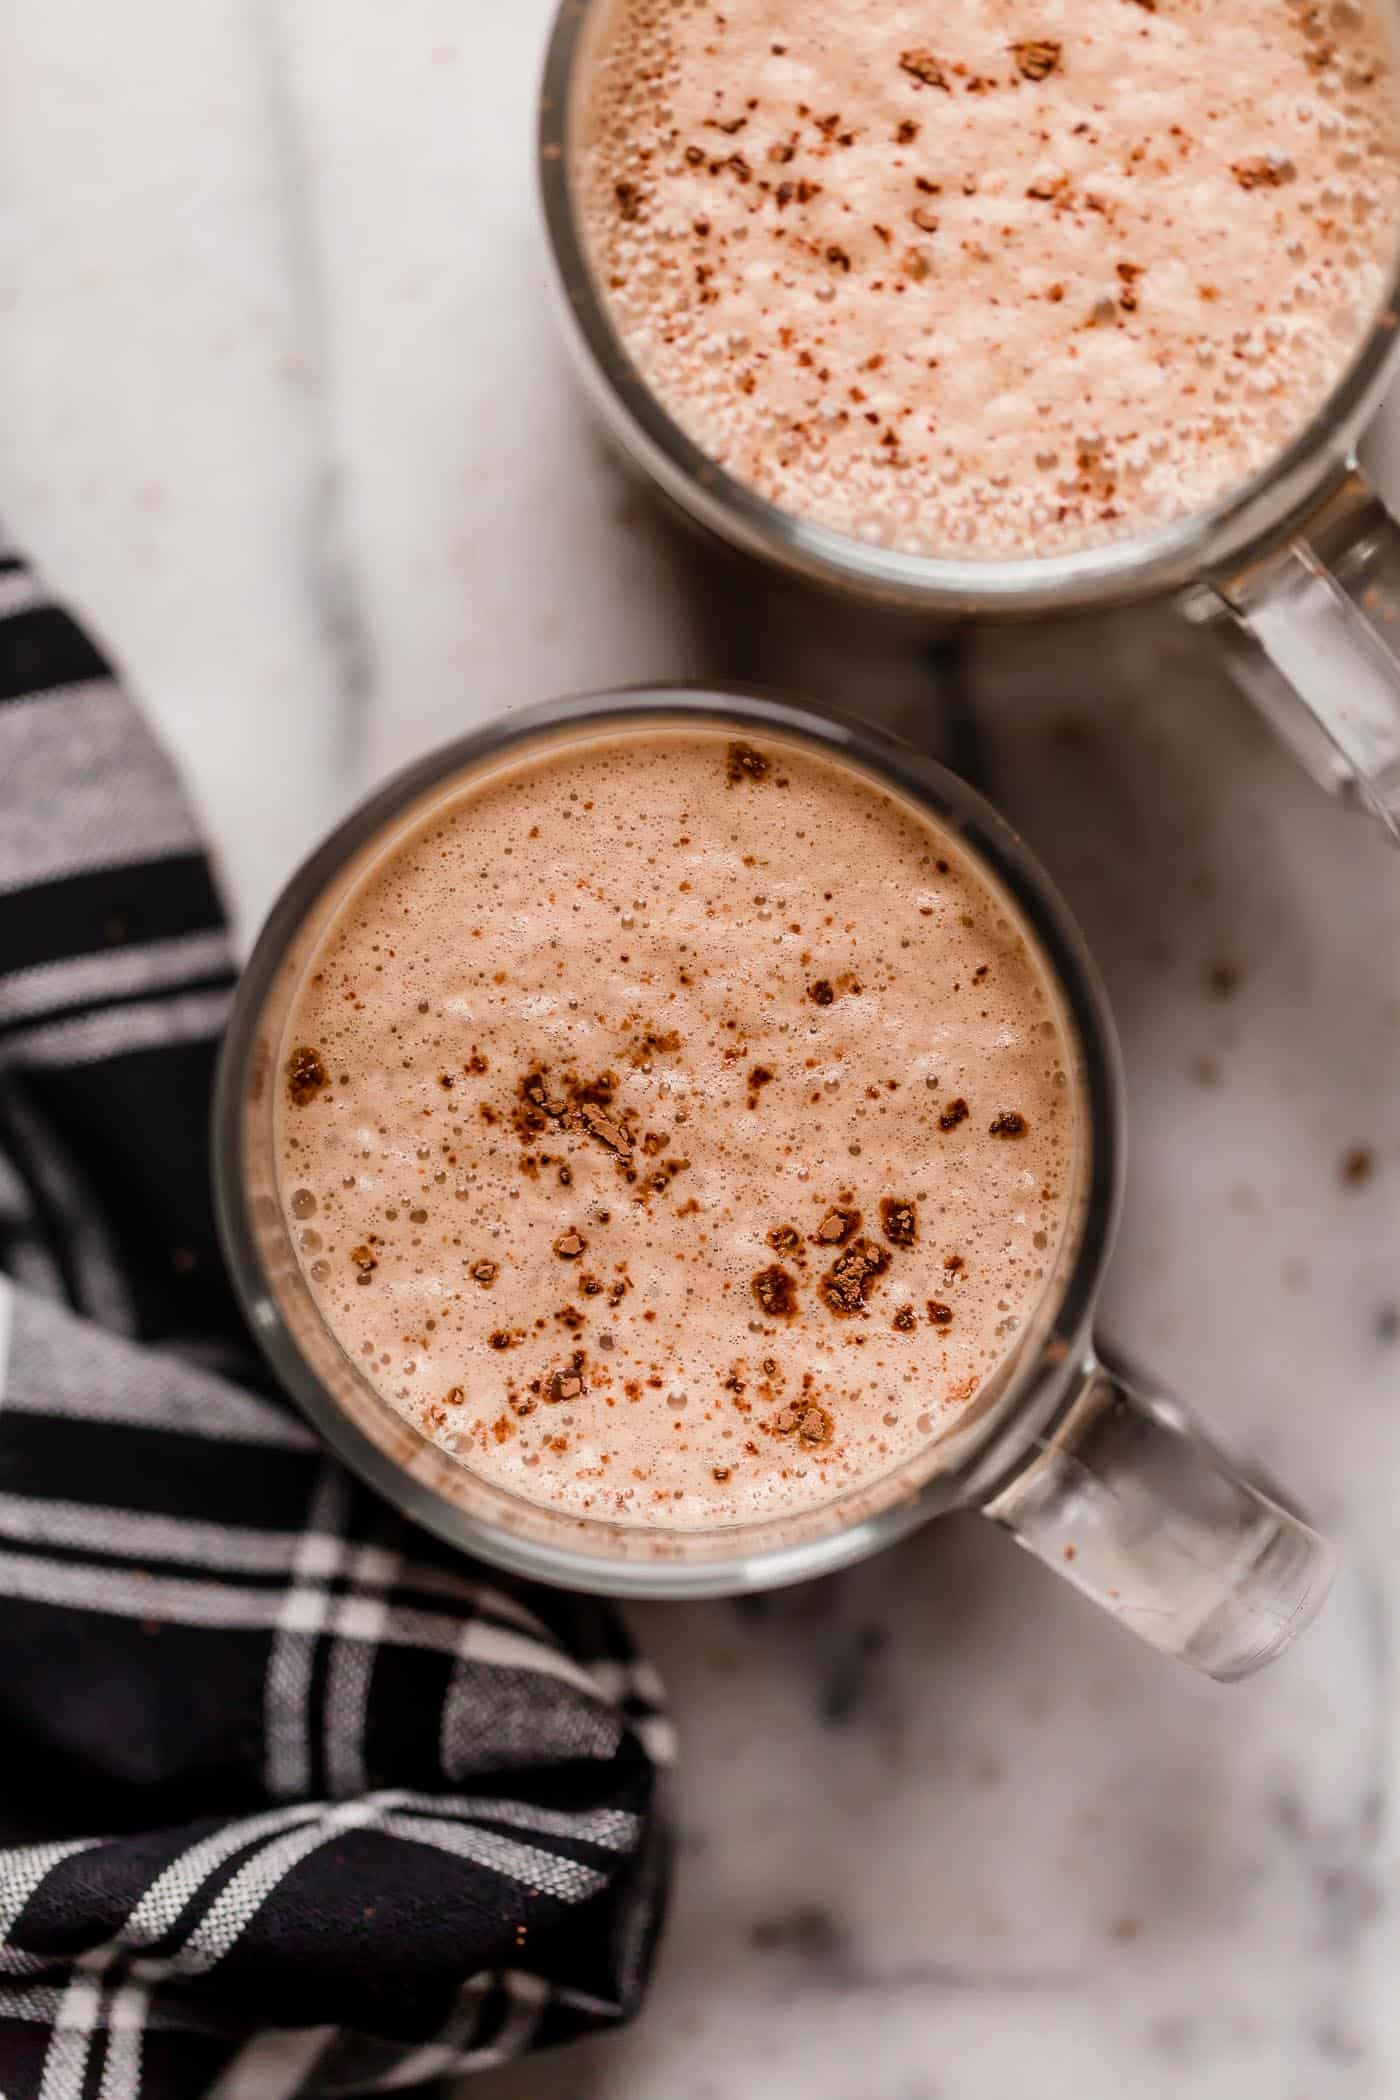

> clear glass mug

[
  {"left": 213, "top": 688, "right": 1334, "bottom": 1680},
  {"left": 538, "top": 0, "right": 1400, "bottom": 837}
]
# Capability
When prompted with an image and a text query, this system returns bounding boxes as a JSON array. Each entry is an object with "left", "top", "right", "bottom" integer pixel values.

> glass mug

[
  {"left": 538, "top": 0, "right": 1400, "bottom": 837},
  {"left": 214, "top": 688, "right": 1334, "bottom": 1680}
]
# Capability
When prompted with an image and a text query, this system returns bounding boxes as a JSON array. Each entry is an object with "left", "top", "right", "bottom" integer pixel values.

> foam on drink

[
  {"left": 275, "top": 727, "right": 1080, "bottom": 1530},
  {"left": 574, "top": 0, "right": 1400, "bottom": 556}
]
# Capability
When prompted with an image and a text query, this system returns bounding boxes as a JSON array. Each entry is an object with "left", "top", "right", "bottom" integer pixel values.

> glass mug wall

[
  {"left": 539, "top": 0, "right": 1400, "bottom": 836},
  {"left": 214, "top": 689, "right": 1334, "bottom": 1680}
]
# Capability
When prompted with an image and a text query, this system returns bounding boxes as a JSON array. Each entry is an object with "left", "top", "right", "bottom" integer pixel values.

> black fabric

[{"left": 0, "top": 537, "right": 671, "bottom": 2097}]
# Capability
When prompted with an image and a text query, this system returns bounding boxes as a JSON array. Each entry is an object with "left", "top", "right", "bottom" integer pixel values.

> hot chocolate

[
  {"left": 275, "top": 727, "right": 1077, "bottom": 1528},
  {"left": 574, "top": 0, "right": 1400, "bottom": 556}
]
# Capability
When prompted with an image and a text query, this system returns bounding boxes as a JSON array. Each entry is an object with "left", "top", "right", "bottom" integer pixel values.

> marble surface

[{"left": 4, "top": 5, "right": 1400, "bottom": 2095}]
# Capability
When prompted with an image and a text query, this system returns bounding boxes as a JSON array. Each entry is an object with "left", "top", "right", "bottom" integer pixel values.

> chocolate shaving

[
  {"left": 893, "top": 1304, "right": 917, "bottom": 1333},
  {"left": 939, "top": 1097, "right": 970, "bottom": 1131},
  {"left": 286, "top": 1046, "right": 327, "bottom": 1107},
  {"left": 899, "top": 47, "right": 950, "bottom": 90},
  {"left": 578, "top": 1101, "right": 634, "bottom": 1158},
  {"left": 819, "top": 1238, "right": 889, "bottom": 1316},
  {"left": 767, "top": 1223, "right": 804, "bottom": 1256},
  {"left": 989, "top": 1111, "right": 1028, "bottom": 1138},
  {"left": 553, "top": 1229, "right": 588, "bottom": 1260},
  {"left": 471, "top": 1260, "right": 499, "bottom": 1287},
  {"left": 753, "top": 1265, "right": 800, "bottom": 1318},
  {"left": 880, "top": 1198, "right": 918, "bottom": 1247},
  {"left": 1012, "top": 38, "right": 1062, "bottom": 79},
  {"left": 927, "top": 1300, "right": 954, "bottom": 1326},
  {"left": 726, "top": 741, "right": 771, "bottom": 785},
  {"left": 1231, "top": 157, "right": 1294, "bottom": 190},
  {"left": 812, "top": 1206, "right": 861, "bottom": 1246},
  {"left": 807, "top": 979, "right": 836, "bottom": 1007}
]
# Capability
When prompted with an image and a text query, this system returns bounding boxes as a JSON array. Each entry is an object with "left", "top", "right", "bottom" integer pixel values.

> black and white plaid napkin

[{"left": 0, "top": 532, "right": 672, "bottom": 2098}]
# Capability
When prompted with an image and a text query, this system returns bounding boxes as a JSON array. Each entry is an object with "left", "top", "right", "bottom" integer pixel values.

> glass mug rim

[
  {"left": 538, "top": 0, "right": 1400, "bottom": 615},
  {"left": 213, "top": 686, "right": 1123, "bottom": 1600}
]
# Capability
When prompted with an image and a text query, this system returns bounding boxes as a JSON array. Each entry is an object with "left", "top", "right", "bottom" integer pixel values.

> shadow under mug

[
  {"left": 213, "top": 688, "right": 1334, "bottom": 1681},
  {"left": 539, "top": 0, "right": 1400, "bottom": 838}
]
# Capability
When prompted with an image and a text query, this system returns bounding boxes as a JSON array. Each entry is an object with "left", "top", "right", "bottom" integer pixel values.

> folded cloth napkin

[{"left": 0, "top": 533, "right": 672, "bottom": 2098}]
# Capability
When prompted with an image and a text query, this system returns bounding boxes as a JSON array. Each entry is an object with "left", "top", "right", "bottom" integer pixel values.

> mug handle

[
  {"left": 982, "top": 1353, "right": 1334, "bottom": 1680},
  {"left": 1188, "top": 467, "right": 1400, "bottom": 839}
]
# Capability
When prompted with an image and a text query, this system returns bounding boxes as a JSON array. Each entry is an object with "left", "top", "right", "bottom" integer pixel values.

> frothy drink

[
  {"left": 275, "top": 728, "right": 1077, "bottom": 1529},
  {"left": 575, "top": 0, "right": 1400, "bottom": 556}
]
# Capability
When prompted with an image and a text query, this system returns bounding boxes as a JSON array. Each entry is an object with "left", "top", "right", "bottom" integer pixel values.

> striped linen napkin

[{"left": 0, "top": 531, "right": 672, "bottom": 2099}]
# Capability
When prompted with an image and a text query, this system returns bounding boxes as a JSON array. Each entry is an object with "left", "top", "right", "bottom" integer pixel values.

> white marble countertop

[{"left": 4, "top": 5, "right": 1400, "bottom": 2095}]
